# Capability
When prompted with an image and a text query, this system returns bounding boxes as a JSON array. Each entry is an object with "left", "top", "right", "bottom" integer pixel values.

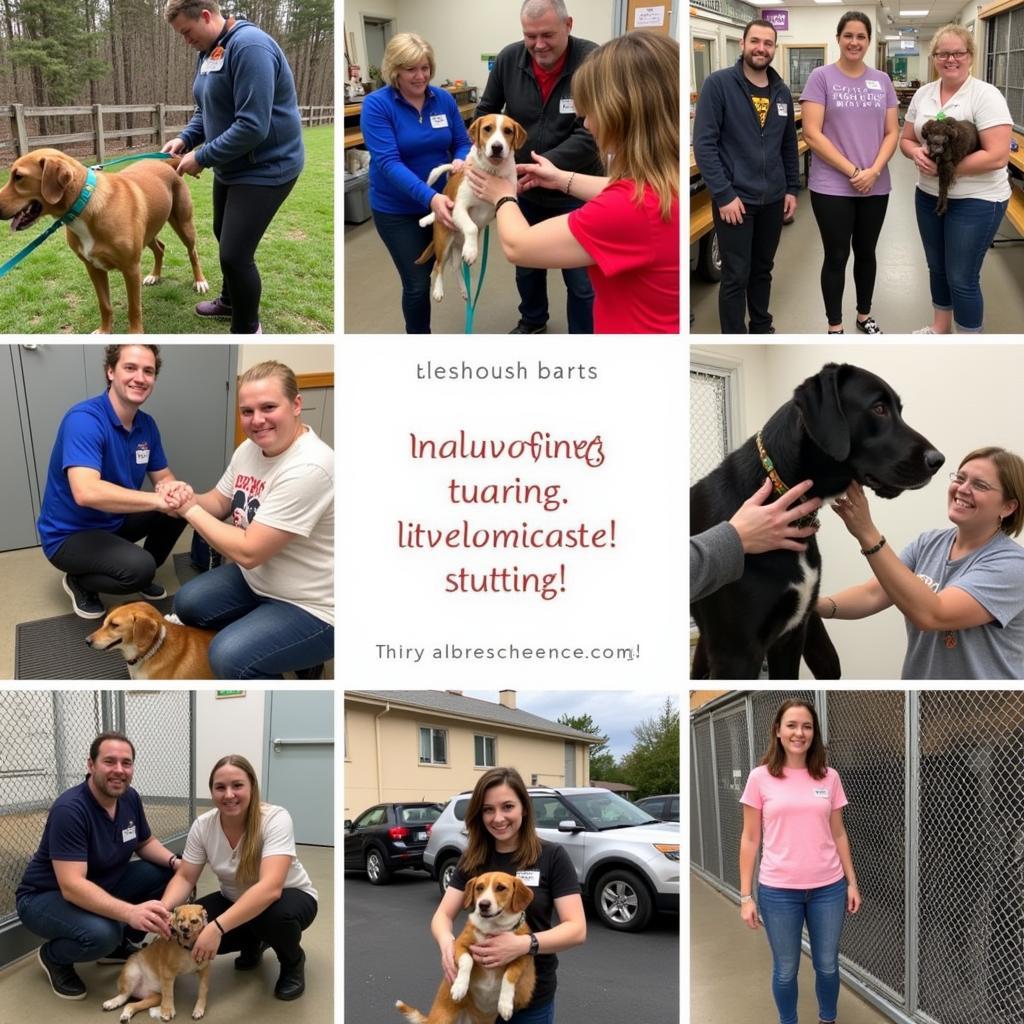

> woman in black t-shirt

[{"left": 430, "top": 767, "right": 585, "bottom": 1023}]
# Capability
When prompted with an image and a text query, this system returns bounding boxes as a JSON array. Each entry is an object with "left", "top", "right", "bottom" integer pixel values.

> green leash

[{"left": 461, "top": 226, "right": 490, "bottom": 334}]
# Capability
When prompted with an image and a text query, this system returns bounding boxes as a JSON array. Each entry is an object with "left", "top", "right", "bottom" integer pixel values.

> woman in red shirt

[{"left": 467, "top": 31, "right": 679, "bottom": 334}]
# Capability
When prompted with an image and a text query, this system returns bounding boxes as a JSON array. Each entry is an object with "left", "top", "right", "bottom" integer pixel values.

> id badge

[
  {"left": 813, "top": 787, "right": 829, "bottom": 799},
  {"left": 517, "top": 870, "right": 540, "bottom": 886},
  {"left": 122, "top": 825, "right": 137, "bottom": 842},
  {"left": 135, "top": 447, "right": 150, "bottom": 465},
  {"left": 559, "top": 97, "right": 576, "bottom": 115},
  {"left": 430, "top": 113, "right": 449, "bottom": 128},
  {"left": 776, "top": 102, "right": 788, "bottom": 117},
  {"left": 865, "top": 79, "right": 882, "bottom": 90}
]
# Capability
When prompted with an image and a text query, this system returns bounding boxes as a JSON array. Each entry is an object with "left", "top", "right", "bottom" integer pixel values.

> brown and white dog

[
  {"left": 0, "top": 147, "right": 208, "bottom": 332},
  {"left": 86, "top": 601, "right": 216, "bottom": 680},
  {"left": 415, "top": 114, "right": 526, "bottom": 303},
  {"left": 102, "top": 903, "right": 210, "bottom": 1022},
  {"left": 396, "top": 870, "right": 536, "bottom": 1024}
]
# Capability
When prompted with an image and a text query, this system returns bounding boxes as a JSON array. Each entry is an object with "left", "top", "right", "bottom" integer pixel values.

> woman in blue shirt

[{"left": 361, "top": 32, "right": 472, "bottom": 333}]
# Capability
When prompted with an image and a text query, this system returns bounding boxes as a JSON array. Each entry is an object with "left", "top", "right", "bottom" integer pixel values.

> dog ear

[
  {"left": 132, "top": 610, "right": 161, "bottom": 650},
  {"left": 513, "top": 121, "right": 527, "bottom": 151},
  {"left": 468, "top": 118, "right": 484, "bottom": 147},
  {"left": 793, "top": 362, "right": 851, "bottom": 462},
  {"left": 40, "top": 157, "right": 74, "bottom": 207},
  {"left": 510, "top": 877, "right": 534, "bottom": 914},
  {"left": 463, "top": 880, "right": 477, "bottom": 910}
]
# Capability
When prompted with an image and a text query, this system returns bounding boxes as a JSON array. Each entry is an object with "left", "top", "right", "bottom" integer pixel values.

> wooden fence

[{"left": 0, "top": 103, "right": 334, "bottom": 160}]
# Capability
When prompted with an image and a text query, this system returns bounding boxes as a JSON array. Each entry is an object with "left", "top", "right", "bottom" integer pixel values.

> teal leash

[
  {"left": 89, "top": 152, "right": 174, "bottom": 172},
  {"left": 461, "top": 226, "right": 490, "bottom": 334}
]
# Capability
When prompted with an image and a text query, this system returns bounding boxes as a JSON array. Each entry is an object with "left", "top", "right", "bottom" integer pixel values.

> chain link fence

[
  {"left": 0, "top": 690, "right": 194, "bottom": 945},
  {"left": 690, "top": 368, "right": 732, "bottom": 482},
  {"left": 691, "top": 690, "right": 1024, "bottom": 1024}
]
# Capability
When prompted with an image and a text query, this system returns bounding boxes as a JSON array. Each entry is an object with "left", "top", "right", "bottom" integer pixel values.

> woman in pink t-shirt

[
  {"left": 739, "top": 700, "right": 861, "bottom": 1024},
  {"left": 466, "top": 32, "right": 679, "bottom": 334}
]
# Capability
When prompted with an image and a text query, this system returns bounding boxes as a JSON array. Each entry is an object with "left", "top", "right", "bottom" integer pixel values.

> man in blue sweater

[
  {"left": 163, "top": 0, "right": 304, "bottom": 334},
  {"left": 693, "top": 20, "right": 800, "bottom": 334}
]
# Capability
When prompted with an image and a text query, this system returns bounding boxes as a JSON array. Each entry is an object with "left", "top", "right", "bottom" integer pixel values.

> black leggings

[
  {"left": 212, "top": 176, "right": 298, "bottom": 334},
  {"left": 809, "top": 191, "right": 889, "bottom": 326},
  {"left": 47, "top": 511, "right": 187, "bottom": 594},
  {"left": 196, "top": 888, "right": 317, "bottom": 966}
]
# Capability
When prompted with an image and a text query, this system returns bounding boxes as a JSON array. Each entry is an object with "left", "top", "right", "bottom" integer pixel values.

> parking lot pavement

[{"left": 344, "top": 871, "right": 680, "bottom": 1022}]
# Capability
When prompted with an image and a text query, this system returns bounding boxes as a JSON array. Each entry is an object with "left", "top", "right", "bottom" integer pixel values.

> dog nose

[
  {"left": 925, "top": 449, "right": 945, "bottom": 472},
  {"left": 478, "top": 900, "right": 491, "bottom": 911}
]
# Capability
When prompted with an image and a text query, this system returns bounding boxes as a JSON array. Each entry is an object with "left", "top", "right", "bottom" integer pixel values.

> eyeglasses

[
  {"left": 934, "top": 50, "right": 969, "bottom": 61},
  {"left": 949, "top": 471, "right": 1001, "bottom": 494}
]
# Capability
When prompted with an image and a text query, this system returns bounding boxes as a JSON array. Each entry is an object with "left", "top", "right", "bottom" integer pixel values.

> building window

[
  {"left": 474, "top": 735, "right": 496, "bottom": 768},
  {"left": 419, "top": 727, "right": 448, "bottom": 765},
  {"left": 787, "top": 46, "right": 825, "bottom": 94}
]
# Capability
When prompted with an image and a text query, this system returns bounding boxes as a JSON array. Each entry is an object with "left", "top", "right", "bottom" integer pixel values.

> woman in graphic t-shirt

[
  {"left": 800, "top": 11, "right": 899, "bottom": 335},
  {"left": 739, "top": 699, "right": 861, "bottom": 1024}
]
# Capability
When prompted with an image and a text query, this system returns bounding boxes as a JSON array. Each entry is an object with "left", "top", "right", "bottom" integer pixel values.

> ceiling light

[{"left": 899, "top": 9, "right": 929, "bottom": 15}]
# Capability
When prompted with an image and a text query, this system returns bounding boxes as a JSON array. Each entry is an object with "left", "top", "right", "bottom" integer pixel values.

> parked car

[
  {"left": 634, "top": 793, "right": 679, "bottom": 823},
  {"left": 424, "top": 786, "right": 679, "bottom": 932},
  {"left": 344, "top": 802, "right": 443, "bottom": 884}
]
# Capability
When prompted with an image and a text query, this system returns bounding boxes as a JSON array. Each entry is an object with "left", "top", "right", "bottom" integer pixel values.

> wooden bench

[
  {"left": 691, "top": 188, "right": 714, "bottom": 245},
  {"left": 1006, "top": 187, "right": 1024, "bottom": 237}
]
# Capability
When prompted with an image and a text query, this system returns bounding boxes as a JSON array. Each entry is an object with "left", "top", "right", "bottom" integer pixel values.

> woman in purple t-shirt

[
  {"left": 800, "top": 12, "right": 899, "bottom": 335},
  {"left": 739, "top": 700, "right": 861, "bottom": 1024}
]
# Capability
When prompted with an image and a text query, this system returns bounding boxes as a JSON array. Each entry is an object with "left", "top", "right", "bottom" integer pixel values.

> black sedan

[
  {"left": 344, "top": 802, "right": 443, "bottom": 884},
  {"left": 634, "top": 794, "right": 679, "bottom": 822}
]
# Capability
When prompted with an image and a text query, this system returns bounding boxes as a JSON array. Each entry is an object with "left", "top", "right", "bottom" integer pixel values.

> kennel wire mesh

[
  {"left": 0, "top": 690, "right": 194, "bottom": 929},
  {"left": 690, "top": 368, "right": 732, "bottom": 483},
  {"left": 690, "top": 691, "right": 1024, "bottom": 1024}
]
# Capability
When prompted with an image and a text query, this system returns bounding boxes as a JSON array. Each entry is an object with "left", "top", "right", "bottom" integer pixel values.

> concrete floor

[
  {"left": 691, "top": 873, "right": 891, "bottom": 1024},
  {"left": 344, "top": 216, "right": 572, "bottom": 334},
  {"left": 690, "top": 146, "right": 1024, "bottom": 335},
  {"left": 0, "top": 843, "right": 333, "bottom": 1021}
]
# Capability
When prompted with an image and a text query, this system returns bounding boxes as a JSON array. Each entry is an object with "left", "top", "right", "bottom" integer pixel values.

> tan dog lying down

[
  {"left": 102, "top": 903, "right": 210, "bottom": 1022},
  {"left": 86, "top": 601, "right": 216, "bottom": 680},
  {"left": 396, "top": 870, "right": 536, "bottom": 1024},
  {"left": 0, "top": 147, "right": 208, "bottom": 333}
]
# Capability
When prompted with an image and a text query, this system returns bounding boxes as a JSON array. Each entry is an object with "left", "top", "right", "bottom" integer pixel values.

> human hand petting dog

[
  {"left": 730, "top": 477, "right": 821, "bottom": 554},
  {"left": 831, "top": 481, "right": 881, "bottom": 548},
  {"left": 127, "top": 900, "right": 172, "bottom": 938},
  {"left": 466, "top": 164, "right": 517, "bottom": 206},
  {"left": 469, "top": 931, "right": 529, "bottom": 969},
  {"left": 911, "top": 145, "right": 938, "bottom": 176},
  {"left": 191, "top": 921, "right": 223, "bottom": 963},
  {"left": 430, "top": 191, "right": 457, "bottom": 230}
]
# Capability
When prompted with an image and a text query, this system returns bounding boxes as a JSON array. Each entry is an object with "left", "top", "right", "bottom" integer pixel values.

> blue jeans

[
  {"left": 516, "top": 195, "right": 594, "bottom": 333},
  {"left": 16, "top": 861, "right": 172, "bottom": 965},
  {"left": 914, "top": 188, "right": 1008, "bottom": 332},
  {"left": 372, "top": 208, "right": 434, "bottom": 333},
  {"left": 173, "top": 564, "right": 334, "bottom": 679},
  {"left": 757, "top": 878, "right": 847, "bottom": 1024},
  {"left": 508, "top": 999, "right": 555, "bottom": 1023}
]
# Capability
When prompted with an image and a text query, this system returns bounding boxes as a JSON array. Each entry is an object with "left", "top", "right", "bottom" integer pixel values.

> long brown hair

[
  {"left": 458, "top": 767, "right": 542, "bottom": 875},
  {"left": 761, "top": 700, "right": 827, "bottom": 780},
  {"left": 209, "top": 755, "right": 265, "bottom": 888}
]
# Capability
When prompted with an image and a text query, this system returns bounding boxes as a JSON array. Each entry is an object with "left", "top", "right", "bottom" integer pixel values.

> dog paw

[
  {"left": 143, "top": 275, "right": 161, "bottom": 286},
  {"left": 194, "top": 279, "right": 210, "bottom": 294},
  {"left": 419, "top": 213, "right": 435, "bottom": 227},
  {"left": 450, "top": 978, "right": 468, "bottom": 1001},
  {"left": 103, "top": 998, "right": 121, "bottom": 1011},
  {"left": 462, "top": 244, "right": 478, "bottom": 265},
  {"left": 432, "top": 281, "right": 445, "bottom": 302},
  {"left": 191, "top": 1010, "right": 205, "bottom": 1020},
  {"left": 119, "top": 1012, "right": 132, "bottom": 1023},
  {"left": 497, "top": 996, "right": 514, "bottom": 1020}
]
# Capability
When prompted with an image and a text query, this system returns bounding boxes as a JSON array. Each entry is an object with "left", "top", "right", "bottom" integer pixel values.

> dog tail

[
  {"left": 394, "top": 999, "right": 428, "bottom": 1023},
  {"left": 414, "top": 241, "right": 435, "bottom": 265},
  {"left": 425, "top": 163, "right": 454, "bottom": 187}
]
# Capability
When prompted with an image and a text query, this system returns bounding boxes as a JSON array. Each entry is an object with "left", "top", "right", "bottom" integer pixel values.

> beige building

[{"left": 344, "top": 690, "right": 599, "bottom": 818}]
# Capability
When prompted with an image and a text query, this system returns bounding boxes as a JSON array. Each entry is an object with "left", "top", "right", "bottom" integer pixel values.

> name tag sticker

[
  {"left": 865, "top": 79, "right": 882, "bottom": 90},
  {"left": 517, "top": 870, "right": 541, "bottom": 886},
  {"left": 430, "top": 113, "right": 449, "bottom": 128},
  {"left": 135, "top": 447, "right": 150, "bottom": 465},
  {"left": 122, "top": 825, "right": 137, "bottom": 842},
  {"left": 200, "top": 58, "right": 224, "bottom": 74},
  {"left": 560, "top": 97, "right": 576, "bottom": 114},
  {"left": 776, "top": 102, "right": 788, "bottom": 117},
  {"left": 813, "top": 787, "right": 829, "bottom": 798}
]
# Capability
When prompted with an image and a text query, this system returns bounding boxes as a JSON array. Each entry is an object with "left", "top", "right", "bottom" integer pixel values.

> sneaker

[
  {"left": 235, "top": 940, "right": 268, "bottom": 971},
  {"left": 195, "top": 297, "right": 232, "bottom": 318},
  {"left": 37, "top": 945, "right": 87, "bottom": 1000},
  {"left": 856, "top": 316, "right": 883, "bottom": 335},
  {"left": 137, "top": 580, "right": 167, "bottom": 600},
  {"left": 912, "top": 326, "right": 936, "bottom": 334},
  {"left": 97, "top": 939, "right": 142, "bottom": 965},
  {"left": 508, "top": 320, "right": 546, "bottom": 334},
  {"left": 294, "top": 663, "right": 325, "bottom": 680},
  {"left": 274, "top": 949, "right": 306, "bottom": 1000},
  {"left": 62, "top": 574, "right": 105, "bottom": 619}
]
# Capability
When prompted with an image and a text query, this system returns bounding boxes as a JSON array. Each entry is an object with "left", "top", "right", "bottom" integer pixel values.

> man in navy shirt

[
  {"left": 16, "top": 733, "right": 178, "bottom": 1000},
  {"left": 36, "top": 345, "right": 189, "bottom": 619}
]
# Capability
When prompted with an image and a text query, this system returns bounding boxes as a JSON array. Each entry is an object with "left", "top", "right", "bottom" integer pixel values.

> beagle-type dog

[
  {"left": 102, "top": 904, "right": 210, "bottom": 1022},
  {"left": 86, "top": 601, "right": 216, "bottom": 680},
  {"left": 0, "top": 147, "right": 208, "bottom": 333},
  {"left": 396, "top": 870, "right": 536, "bottom": 1024},
  {"left": 415, "top": 114, "right": 526, "bottom": 303}
]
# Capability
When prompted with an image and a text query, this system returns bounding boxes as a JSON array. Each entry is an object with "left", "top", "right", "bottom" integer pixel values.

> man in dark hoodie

[{"left": 693, "top": 19, "right": 800, "bottom": 334}]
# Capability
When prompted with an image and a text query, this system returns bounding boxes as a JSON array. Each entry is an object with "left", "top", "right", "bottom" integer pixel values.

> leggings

[
  {"left": 212, "top": 176, "right": 298, "bottom": 334},
  {"left": 809, "top": 191, "right": 889, "bottom": 326}
]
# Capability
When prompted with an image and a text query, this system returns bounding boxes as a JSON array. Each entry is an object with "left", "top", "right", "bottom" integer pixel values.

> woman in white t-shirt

[
  {"left": 169, "top": 360, "right": 334, "bottom": 679},
  {"left": 161, "top": 755, "right": 318, "bottom": 1001},
  {"left": 739, "top": 700, "right": 860, "bottom": 1024},
  {"left": 900, "top": 23, "right": 1012, "bottom": 334}
]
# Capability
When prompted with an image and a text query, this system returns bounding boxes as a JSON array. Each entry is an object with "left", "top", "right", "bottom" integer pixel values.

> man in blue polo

[
  {"left": 37, "top": 344, "right": 189, "bottom": 619},
  {"left": 16, "top": 732, "right": 178, "bottom": 1001}
]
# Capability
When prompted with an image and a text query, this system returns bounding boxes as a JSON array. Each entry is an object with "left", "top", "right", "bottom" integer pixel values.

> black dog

[
  {"left": 920, "top": 117, "right": 980, "bottom": 215},
  {"left": 691, "top": 363, "right": 945, "bottom": 680}
]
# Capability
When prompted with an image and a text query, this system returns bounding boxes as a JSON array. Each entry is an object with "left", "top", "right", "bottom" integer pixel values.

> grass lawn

[{"left": 0, "top": 124, "right": 333, "bottom": 334}]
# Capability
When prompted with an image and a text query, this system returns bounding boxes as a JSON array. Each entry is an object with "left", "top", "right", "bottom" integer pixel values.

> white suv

[{"left": 423, "top": 786, "right": 679, "bottom": 932}]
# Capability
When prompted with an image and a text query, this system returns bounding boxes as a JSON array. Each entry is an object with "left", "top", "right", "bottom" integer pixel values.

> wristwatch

[{"left": 528, "top": 932, "right": 540, "bottom": 956}]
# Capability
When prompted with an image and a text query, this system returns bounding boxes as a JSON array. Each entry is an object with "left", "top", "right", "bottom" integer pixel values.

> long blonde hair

[
  {"left": 571, "top": 32, "right": 680, "bottom": 220},
  {"left": 209, "top": 755, "right": 265, "bottom": 888}
]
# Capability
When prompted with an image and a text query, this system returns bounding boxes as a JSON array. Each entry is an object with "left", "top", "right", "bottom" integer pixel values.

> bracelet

[
  {"left": 213, "top": 918, "right": 225, "bottom": 935},
  {"left": 494, "top": 195, "right": 519, "bottom": 214},
  {"left": 565, "top": 171, "right": 576, "bottom": 195},
  {"left": 168, "top": 855, "right": 177, "bottom": 869},
  {"left": 861, "top": 536, "right": 887, "bottom": 557},
  {"left": 850, "top": 166, "right": 861, "bottom": 178},
  {"left": 740, "top": 894, "right": 754, "bottom": 903},
  {"left": 824, "top": 596, "right": 837, "bottom": 619}
]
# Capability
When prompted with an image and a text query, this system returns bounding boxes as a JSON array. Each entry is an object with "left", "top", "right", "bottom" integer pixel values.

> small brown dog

[
  {"left": 920, "top": 117, "right": 980, "bottom": 215},
  {"left": 396, "top": 870, "right": 535, "bottom": 1024},
  {"left": 102, "top": 904, "right": 210, "bottom": 1022},
  {"left": 86, "top": 601, "right": 216, "bottom": 680}
]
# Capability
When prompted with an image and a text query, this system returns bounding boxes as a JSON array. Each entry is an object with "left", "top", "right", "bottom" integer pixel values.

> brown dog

[
  {"left": 0, "top": 148, "right": 208, "bottom": 332},
  {"left": 102, "top": 904, "right": 210, "bottom": 1022},
  {"left": 86, "top": 601, "right": 216, "bottom": 680},
  {"left": 920, "top": 117, "right": 981, "bottom": 215},
  {"left": 396, "top": 870, "right": 535, "bottom": 1024}
]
